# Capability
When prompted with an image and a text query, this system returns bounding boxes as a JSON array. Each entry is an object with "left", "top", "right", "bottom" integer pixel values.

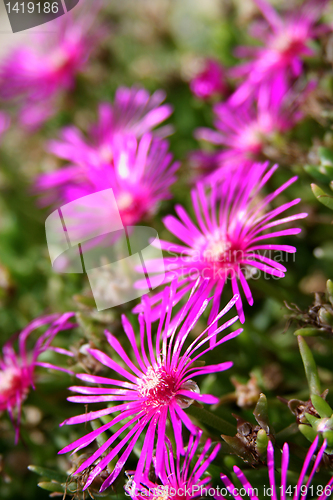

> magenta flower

[
  {"left": 37, "top": 132, "right": 179, "bottom": 226},
  {"left": 135, "top": 162, "right": 307, "bottom": 324},
  {"left": 190, "top": 59, "right": 227, "bottom": 100},
  {"left": 230, "top": 0, "right": 329, "bottom": 105},
  {"left": 0, "top": 313, "right": 74, "bottom": 443},
  {"left": 44, "top": 86, "right": 173, "bottom": 170},
  {"left": 0, "top": 5, "right": 103, "bottom": 129},
  {"left": 58, "top": 281, "right": 242, "bottom": 491},
  {"left": 196, "top": 82, "right": 313, "bottom": 181},
  {"left": 126, "top": 430, "right": 220, "bottom": 499},
  {"left": 220, "top": 437, "right": 333, "bottom": 500}
]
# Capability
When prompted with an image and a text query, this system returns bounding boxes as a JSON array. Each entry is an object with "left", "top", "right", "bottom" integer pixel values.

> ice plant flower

[
  {"left": 42, "top": 86, "right": 173, "bottom": 170},
  {"left": 0, "top": 4, "right": 103, "bottom": 129},
  {"left": 196, "top": 82, "right": 313, "bottom": 181},
  {"left": 126, "top": 430, "right": 220, "bottom": 499},
  {"left": 230, "top": 0, "right": 329, "bottom": 105},
  {"left": 190, "top": 59, "right": 227, "bottom": 100},
  {"left": 37, "top": 132, "right": 179, "bottom": 226},
  {"left": 219, "top": 437, "right": 333, "bottom": 500},
  {"left": 58, "top": 281, "right": 242, "bottom": 491},
  {"left": 135, "top": 161, "right": 307, "bottom": 324},
  {"left": 0, "top": 313, "right": 74, "bottom": 443}
]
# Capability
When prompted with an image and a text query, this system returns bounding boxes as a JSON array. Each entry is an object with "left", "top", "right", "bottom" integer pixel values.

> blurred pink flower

[
  {"left": 37, "top": 131, "right": 179, "bottom": 227},
  {"left": 219, "top": 437, "right": 333, "bottom": 500},
  {"left": 58, "top": 281, "right": 241, "bottom": 491},
  {"left": 230, "top": 0, "right": 329, "bottom": 105},
  {"left": 196, "top": 81, "right": 314, "bottom": 182},
  {"left": 0, "top": 313, "right": 74, "bottom": 443},
  {"left": 126, "top": 430, "right": 220, "bottom": 499},
  {"left": 0, "top": 5, "right": 103, "bottom": 129},
  {"left": 135, "top": 162, "right": 307, "bottom": 324},
  {"left": 43, "top": 86, "right": 173, "bottom": 170},
  {"left": 190, "top": 59, "right": 227, "bottom": 100}
]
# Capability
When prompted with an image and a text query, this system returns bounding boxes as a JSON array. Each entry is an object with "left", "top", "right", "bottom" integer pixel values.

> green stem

[{"left": 298, "top": 336, "right": 321, "bottom": 396}]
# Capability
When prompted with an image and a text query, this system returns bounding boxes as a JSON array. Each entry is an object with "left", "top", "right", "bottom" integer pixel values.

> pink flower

[
  {"left": 0, "top": 4, "right": 103, "bottom": 129},
  {"left": 230, "top": 0, "right": 329, "bottom": 105},
  {"left": 135, "top": 162, "right": 307, "bottom": 324},
  {"left": 0, "top": 313, "right": 74, "bottom": 443},
  {"left": 41, "top": 86, "right": 173, "bottom": 171},
  {"left": 219, "top": 437, "right": 333, "bottom": 500},
  {"left": 58, "top": 281, "right": 241, "bottom": 491},
  {"left": 126, "top": 430, "right": 220, "bottom": 499},
  {"left": 37, "top": 131, "right": 179, "bottom": 226},
  {"left": 196, "top": 82, "right": 313, "bottom": 182},
  {"left": 190, "top": 59, "right": 227, "bottom": 100}
]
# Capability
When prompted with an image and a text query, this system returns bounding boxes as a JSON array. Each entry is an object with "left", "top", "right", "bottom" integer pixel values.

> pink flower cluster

[
  {"left": 219, "top": 437, "right": 333, "bottom": 500},
  {"left": 0, "top": 4, "right": 103, "bottom": 129},
  {"left": 59, "top": 282, "right": 242, "bottom": 491},
  {"left": 146, "top": 0, "right": 328, "bottom": 327},
  {"left": 36, "top": 86, "right": 179, "bottom": 226},
  {"left": 0, "top": 313, "right": 74, "bottom": 443}
]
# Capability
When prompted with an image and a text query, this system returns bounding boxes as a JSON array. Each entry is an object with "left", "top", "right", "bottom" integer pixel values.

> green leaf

[
  {"left": 305, "top": 412, "right": 319, "bottom": 428},
  {"left": 327, "top": 280, "right": 333, "bottom": 306},
  {"left": 319, "top": 147, "right": 333, "bottom": 166},
  {"left": 28, "top": 465, "right": 67, "bottom": 483},
  {"left": 298, "top": 336, "right": 321, "bottom": 396},
  {"left": 299, "top": 424, "right": 318, "bottom": 443},
  {"left": 325, "top": 165, "right": 333, "bottom": 178},
  {"left": 91, "top": 420, "right": 110, "bottom": 448},
  {"left": 318, "top": 308, "right": 333, "bottom": 327},
  {"left": 253, "top": 393, "right": 269, "bottom": 433},
  {"left": 304, "top": 165, "right": 330, "bottom": 183},
  {"left": 37, "top": 482, "right": 64, "bottom": 493},
  {"left": 311, "top": 394, "right": 333, "bottom": 418},
  {"left": 294, "top": 327, "right": 323, "bottom": 337},
  {"left": 311, "top": 184, "right": 333, "bottom": 210},
  {"left": 323, "top": 429, "right": 333, "bottom": 447},
  {"left": 256, "top": 429, "right": 269, "bottom": 457},
  {"left": 185, "top": 406, "right": 236, "bottom": 436}
]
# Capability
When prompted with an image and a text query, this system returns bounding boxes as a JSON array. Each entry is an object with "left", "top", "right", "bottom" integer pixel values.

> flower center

[
  {"left": 203, "top": 237, "right": 243, "bottom": 267},
  {"left": 138, "top": 366, "right": 177, "bottom": 408},
  {"left": 238, "top": 124, "right": 264, "bottom": 154},
  {"left": 116, "top": 191, "right": 148, "bottom": 226},
  {"left": 99, "top": 144, "right": 113, "bottom": 164},
  {"left": 0, "top": 366, "right": 28, "bottom": 410},
  {"left": 50, "top": 47, "right": 74, "bottom": 73},
  {"left": 117, "top": 192, "right": 135, "bottom": 212},
  {"left": 138, "top": 366, "right": 199, "bottom": 410},
  {"left": 272, "top": 28, "right": 306, "bottom": 57}
]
